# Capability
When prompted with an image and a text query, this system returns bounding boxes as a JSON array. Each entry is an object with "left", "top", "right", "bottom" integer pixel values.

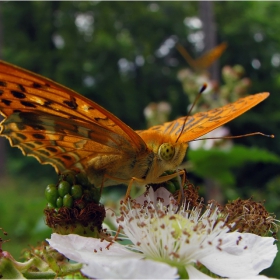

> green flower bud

[
  {"left": 58, "top": 181, "right": 71, "bottom": 197},
  {"left": 56, "top": 197, "right": 63, "bottom": 208},
  {"left": 71, "top": 184, "right": 83, "bottom": 199},
  {"left": 45, "top": 184, "right": 58, "bottom": 205},
  {"left": 63, "top": 194, "right": 74, "bottom": 208}
]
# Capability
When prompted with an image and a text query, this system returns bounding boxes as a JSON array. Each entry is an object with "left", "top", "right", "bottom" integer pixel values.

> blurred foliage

[
  {"left": 187, "top": 145, "right": 280, "bottom": 193},
  {"left": 0, "top": 1, "right": 279, "bottom": 277}
]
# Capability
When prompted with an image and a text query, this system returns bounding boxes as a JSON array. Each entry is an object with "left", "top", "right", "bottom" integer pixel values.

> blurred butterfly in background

[
  {"left": 176, "top": 42, "right": 228, "bottom": 71},
  {"left": 0, "top": 60, "right": 270, "bottom": 196}
]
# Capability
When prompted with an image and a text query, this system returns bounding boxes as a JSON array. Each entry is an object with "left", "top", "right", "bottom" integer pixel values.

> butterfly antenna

[
  {"left": 175, "top": 83, "right": 207, "bottom": 143},
  {"left": 191, "top": 132, "right": 275, "bottom": 142}
]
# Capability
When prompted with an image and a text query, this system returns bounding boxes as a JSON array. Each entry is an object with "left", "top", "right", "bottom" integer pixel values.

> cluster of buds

[{"left": 44, "top": 171, "right": 105, "bottom": 238}]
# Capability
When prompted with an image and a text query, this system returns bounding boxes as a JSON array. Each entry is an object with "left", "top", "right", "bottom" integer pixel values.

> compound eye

[{"left": 158, "top": 143, "right": 175, "bottom": 161}]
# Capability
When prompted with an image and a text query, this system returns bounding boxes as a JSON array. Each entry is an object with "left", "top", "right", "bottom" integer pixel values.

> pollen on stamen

[
  {"left": 236, "top": 236, "right": 242, "bottom": 245},
  {"left": 157, "top": 197, "right": 164, "bottom": 203},
  {"left": 158, "top": 211, "right": 165, "bottom": 218},
  {"left": 138, "top": 222, "right": 147, "bottom": 227},
  {"left": 170, "top": 252, "right": 180, "bottom": 259},
  {"left": 217, "top": 245, "right": 222, "bottom": 251}
]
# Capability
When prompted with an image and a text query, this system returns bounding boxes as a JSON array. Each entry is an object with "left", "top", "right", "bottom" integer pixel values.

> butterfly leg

[
  {"left": 124, "top": 169, "right": 187, "bottom": 203},
  {"left": 152, "top": 169, "right": 187, "bottom": 208},
  {"left": 123, "top": 177, "right": 146, "bottom": 204}
]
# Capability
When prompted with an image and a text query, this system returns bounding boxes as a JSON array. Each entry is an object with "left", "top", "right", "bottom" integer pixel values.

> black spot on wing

[
  {"left": 94, "top": 116, "right": 109, "bottom": 122},
  {"left": 26, "top": 143, "right": 35, "bottom": 148},
  {"left": 32, "top": 82, "right": 43, "bottom": 89},
  {"left": 33, "top": 133, "right": 45, "bottom": 140},
  {"left": 1, "top": 99, "right": 12, "bottom": 106},
  {"left": 44, "top": 100, "right": 53, "bottom": 107},
  {"left": 18, "top": 84, "right": 26, "bottom": 92},
  {"left": 38, "top": 150, "right": 50, "bottom": 156},
  {"left": 62, "top": 155, "right": 72, "bottom": 161},
  {"left": 11, "top": 90, "right": 26, "bottom": 99},
  {"left": 20, "top": 101, "right": 36, "bottom": 108},
  {"left": 16, "top": 133, "right": 27, "bottom": 140},
  {"left": 0, "top": 81, "right": 7, "bottom": 87},
  {"left": 46, "top": 147, "right": 58, "bottom": 153},
  {"left": 63, "top": 97, "right": 78, "bottom": 109}
]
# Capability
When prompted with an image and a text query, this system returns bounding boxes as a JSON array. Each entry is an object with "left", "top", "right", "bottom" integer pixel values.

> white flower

[
  {"left": 47, "top": 188, "right": 277, "bottom": 279},
  {"left": 48, "top": 233, "right": 177, "bottom": 279}
]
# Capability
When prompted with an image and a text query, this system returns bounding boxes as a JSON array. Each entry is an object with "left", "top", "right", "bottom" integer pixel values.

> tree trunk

[
  {"left": 199, "top": 2, "right": 223, "bottom": 203},
  {"left": 199, "top": 1, "right": 220, "bottom": 82}
]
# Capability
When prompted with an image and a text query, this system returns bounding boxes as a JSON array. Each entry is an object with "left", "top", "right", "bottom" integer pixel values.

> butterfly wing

[
  {"left": 177, "top": 42, "right": 227, "bottom": 70},
  {"left": 0, "top": 60, "right": 147, "bottom": 173},
  {"left": 137, "top": 92, "right": 269, "bottom": 143}
]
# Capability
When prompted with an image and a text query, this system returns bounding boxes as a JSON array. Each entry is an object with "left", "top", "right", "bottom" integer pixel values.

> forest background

[{"left": 0, "top": 1, "right": 279, "bottom": 278}]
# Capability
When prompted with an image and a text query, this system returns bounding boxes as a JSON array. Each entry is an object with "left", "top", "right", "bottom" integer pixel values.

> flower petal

[
  {"left": 186, "top": 265, "right": 213, "bottom": 279},
  {"left": 82, "top": 258, "right": 178, "bottom": 279},
  {"left": 199, "top": 232, "right": 277, "bottom": 278},
  {"left": 47, "top": 233, "right": 141, "bottom": 263}
]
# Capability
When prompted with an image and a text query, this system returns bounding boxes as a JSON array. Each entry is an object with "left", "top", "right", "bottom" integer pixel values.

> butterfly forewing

[
  {"left": 0, "top": 61, "right": 146, "bottom": 173},
  {"left": 0, "top": 61, "right": 146, "bottom": 151},
  {"left": 138, "top": 92, "right": 269, "bottom": 143}
]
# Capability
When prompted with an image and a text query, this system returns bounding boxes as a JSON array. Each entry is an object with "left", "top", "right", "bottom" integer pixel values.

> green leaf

[{"left": 188, "top": 145, "right": 280, "bottom": 185}]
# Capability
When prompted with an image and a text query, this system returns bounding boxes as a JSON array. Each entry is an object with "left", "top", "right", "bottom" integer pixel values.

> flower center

[{"left": 151, "top": 214, "right": 194, "bottom": 240}]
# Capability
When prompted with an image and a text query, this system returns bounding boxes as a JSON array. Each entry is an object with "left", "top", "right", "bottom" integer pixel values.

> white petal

[
  {"left": 186, "top": 265, "right": 213, "bottom": 279},
  {"left": 47, "top": 233, "right": 141, "bottom": 263},
  {"left": 82, "top": 258, "right": 178, "bottom": 279},
  {"left": 200, "top": 232, "right": 277, "bottom": 278}
]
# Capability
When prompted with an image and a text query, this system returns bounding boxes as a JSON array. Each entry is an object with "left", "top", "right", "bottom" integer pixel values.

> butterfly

[
  {"left": 176, "top": 42, "right": 227, "bottom": 71},
  {"left": 0, "top": 60, "right": 269, "bottom": 197}
]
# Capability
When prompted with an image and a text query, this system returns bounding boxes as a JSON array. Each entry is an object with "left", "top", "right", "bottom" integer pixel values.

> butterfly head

[
  {"left": 158, "top": 143, "right": 175, "bottom": 161},
  {"left": 157, "top": 142, "right": 188, "bottom": 170}
]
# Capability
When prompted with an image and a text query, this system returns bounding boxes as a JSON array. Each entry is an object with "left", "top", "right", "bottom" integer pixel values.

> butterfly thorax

[{"left": 85, "top": 139, "right": 188, "bottom": 187}]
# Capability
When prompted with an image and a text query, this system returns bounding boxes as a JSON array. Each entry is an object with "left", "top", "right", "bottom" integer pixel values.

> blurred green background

[{"left": 0, "top": 2, "right": 279, "bottom": 278}]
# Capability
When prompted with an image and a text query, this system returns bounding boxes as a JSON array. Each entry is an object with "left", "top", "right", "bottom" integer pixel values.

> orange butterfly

[
  {"left": 176, "top": 42, "right": 227, "bottom": 70},
  {"left": 0, "top": 60, "right": 269, "bottom": 196}
]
